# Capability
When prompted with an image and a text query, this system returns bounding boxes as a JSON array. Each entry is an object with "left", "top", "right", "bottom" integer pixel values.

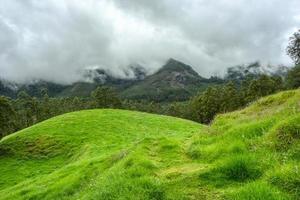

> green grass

[
  {"left": 0, "top": 89, "right": 300, "bottom": 199},
  {"left": 229, "top": 181, "right": 290, "bottom": 200}
]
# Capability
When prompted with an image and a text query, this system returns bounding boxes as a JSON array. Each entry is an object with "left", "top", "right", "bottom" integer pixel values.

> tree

[
  {"left": 190, "top": 86, "right": 221, "bottom": 123},
  {"left": 286, "top": 64, "right": 300, "bottom": 89},
  {"left": 287, "top": 29, "right": 300, "bottom": 65},
  {"left": 71, "top": 97, "right": 84, "bottom": 111},
  {"left": 16, "top": 91, "right": 39, "bottom": 127},
  {"left": 221, "top": 82, "right": 241, "bottom": 112},
  {"left": 91, "top": 87, "right": 122, "bottom": 108},
  {"left": 39, "top": 88, "right": 52, "bottom": 120},
  {"left": 245, "top": 75, "right": 279, "bottom": 102},
  {"left": 0, "top": 96, "right": 16, "bottom": 138}
]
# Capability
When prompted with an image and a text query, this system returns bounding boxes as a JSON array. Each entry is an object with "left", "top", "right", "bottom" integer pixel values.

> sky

[{"left": 0, "top": 0, "right": 299, "bottom": 84}]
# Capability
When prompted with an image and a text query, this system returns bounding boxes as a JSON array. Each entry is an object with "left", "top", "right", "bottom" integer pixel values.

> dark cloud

[{"left": 0, "top": 0, "right": 299, "bottom": 83}]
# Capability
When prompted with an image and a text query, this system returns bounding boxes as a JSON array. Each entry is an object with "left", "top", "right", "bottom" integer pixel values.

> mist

[{"left": 0, "top": 0, "right": 299, "bottom": 84}]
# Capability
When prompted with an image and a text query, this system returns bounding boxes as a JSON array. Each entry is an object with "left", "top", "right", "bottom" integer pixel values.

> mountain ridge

[
  {"left": 0, "top": 59, "right": 220, "bottom": 101},
  {"left": 120, "top": 58, "right": 212, "bottom": 101},
  {"left": 0, "top": 59, "right": 288, "bottom": 102}
]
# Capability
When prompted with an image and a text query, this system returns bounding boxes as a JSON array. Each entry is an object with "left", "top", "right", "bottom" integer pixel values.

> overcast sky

[{"left": 0, "top": 0, "right": 299, "bottom": 84}]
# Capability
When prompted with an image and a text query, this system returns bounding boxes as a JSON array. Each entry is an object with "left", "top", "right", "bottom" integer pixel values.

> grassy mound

[
  {"left": 1, "top": 89, "right": 300, "bottom": 199},
  {"left": 0, "top": 110, "right": 203, "bottom": 199}
]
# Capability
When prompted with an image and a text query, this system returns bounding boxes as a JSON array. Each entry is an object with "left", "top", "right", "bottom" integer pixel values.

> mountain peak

[
  {"left": 158, "top": 58, "right": 201, "bottom": 78},
  {"left": 165, "top": 58, "right": 188, "bottom": 67},
  {"left": 166, "top": 58, "right": 180, "bottom": 64}
]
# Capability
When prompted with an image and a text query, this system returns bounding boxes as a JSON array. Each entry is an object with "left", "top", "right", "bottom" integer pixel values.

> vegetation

[
  {"left": 287, "top": 29, "right": 300, "bottom": 65},
  {"left": 0, "top": 96, "right": 16, "bottom": 138},
  {"left": 120, "top": 58, "right": 222, "bottom": 102},
  {"left": 1, "top": 63, "right": 300, "bottom": 139},
  {"left": 188, "top": 74, "right": 284, "bottom": 123},
  {"left": 0, "top": 89, "right": 299, "bottom": 199},
  {"left": 1, "top": 23, "right": 300, "bottom": 200},
  {"left": 286, "top": 64, "right": 300, "bottom": 89}
]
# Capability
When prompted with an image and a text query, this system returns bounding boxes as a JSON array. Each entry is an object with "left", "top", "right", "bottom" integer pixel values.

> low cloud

[{"left": 0, "top": 0, "right": 299, "bottom": 84}]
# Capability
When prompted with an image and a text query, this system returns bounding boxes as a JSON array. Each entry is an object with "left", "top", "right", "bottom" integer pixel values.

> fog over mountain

[{"left": 0, "top": 0, "right": 299, "bottom": 84}]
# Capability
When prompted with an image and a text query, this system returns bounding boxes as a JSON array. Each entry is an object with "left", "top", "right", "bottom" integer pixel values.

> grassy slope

[{"left": 0, "top": 89, "right": 300, "bottom": 199}]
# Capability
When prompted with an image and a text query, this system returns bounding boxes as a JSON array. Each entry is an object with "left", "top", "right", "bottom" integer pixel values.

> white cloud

[{"left": 0, "top": 0, "right": 299, "bottom": 84}]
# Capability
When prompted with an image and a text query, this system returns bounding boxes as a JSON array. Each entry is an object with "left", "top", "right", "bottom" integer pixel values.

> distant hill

[
  {"left": 0, "top": 59, "right": 287, "bottom": 102},
  {"left": 121, "top": 58, "right": 222, "bottom": 101},
  {"left": 225, "top": 61, "right": 289, "bottom": 82},
  {"left": 1, "top": 89, "right": 299, "bottom": 199},
  {"left": 0, "top": 80, "right": 17, "bottom": 98},
  {"left": 0, "top": 59, "right": 223, "bottom": 101}
]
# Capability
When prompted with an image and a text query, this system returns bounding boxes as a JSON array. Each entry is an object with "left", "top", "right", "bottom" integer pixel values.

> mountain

[
  {"left": 0, "top": 59, "right": 222, "bottom": 102},
  {"left": 0, "top": 66, "right": 146, "bottom": 98},
  {"left": 58, "top": 67, "right": 147, "bottom": 97},
  {"left": 0, "top": 80, "right": 17, "bottom": 98},
  {"left": 225, "top": 61, "right": 289, "bottom": 82},
  {"left": 121, "top": 58, "right": 222, "bottom": 101},
  {"left": 1, "top": 89, "right": 299, "bottom": 199},
  {"left": 2, "top": 59, "right": 287, "bottom": 102}
]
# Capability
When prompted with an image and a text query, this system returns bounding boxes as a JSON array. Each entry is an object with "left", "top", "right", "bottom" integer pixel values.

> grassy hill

[{"left": 0, "top": 89, "right": 300, "bottom": 199}]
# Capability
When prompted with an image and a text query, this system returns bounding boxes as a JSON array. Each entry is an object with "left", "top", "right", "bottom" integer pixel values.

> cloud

[{"left": 0, "top": 0, "right": 299, "bottom": 84}]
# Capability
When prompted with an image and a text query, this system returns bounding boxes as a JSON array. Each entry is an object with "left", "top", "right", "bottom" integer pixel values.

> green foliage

[
  {"left": 189, "top": 82, "right": 242, "bottom": 124},
  {"left": 0, "top": 87, "right": 124, "bottom": 137},
  {"left": 16, "top": 91, "right": 39, "bottom": 126},
  {"left": 189, "top": 74, "right": 284, "bottom": 124},
  {"left": 0, "top": 96, "right": 15, "bottom": 138},
  {"left": 286, "top": 64, "right": 300, "bottom": 89},
  {"left": 221, "top": 81, "right": 241, "bottom": 112},
  {"left": 245, "top": 75, "right": 282, "bottom": 102},
  {"left": 190, "top": 86, "right": 222, "bottom": 123},
  {"left": 91, "top": 86, "right": 122, "bottom": 108},
  {"left": 287, "top": 29, "right": 300, "bottom": 65}
]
